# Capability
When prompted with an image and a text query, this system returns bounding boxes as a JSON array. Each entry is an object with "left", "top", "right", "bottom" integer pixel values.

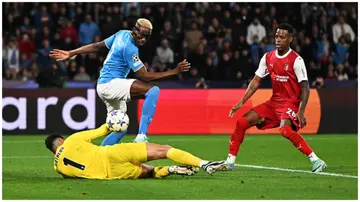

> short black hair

[
  {"left": 277, "top": 23, "right": 294, "bottom": 34},
  {"left": 45, "top": 133, "right": 64, "bottom": 152}
]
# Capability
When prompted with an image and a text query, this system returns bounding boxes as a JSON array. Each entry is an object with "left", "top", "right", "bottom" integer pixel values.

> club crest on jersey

[{"left": 284, "top": 64, "right": 289, "bottom": 71}]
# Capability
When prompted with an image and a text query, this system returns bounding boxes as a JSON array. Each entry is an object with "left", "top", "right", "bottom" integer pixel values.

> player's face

[
  {"left": 275, "top": 29, "right": 292, "bottom": 51},
  {"left": 133, "top": 26, "right": 152, "bottom": 46},
  {"left": 49, "top": 138, "right": 65, "bottom": 154}
]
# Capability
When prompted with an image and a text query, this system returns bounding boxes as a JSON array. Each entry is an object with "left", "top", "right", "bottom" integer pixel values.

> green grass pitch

[{"left": 2, "top": 134, "right": 358, "bottom": 199}]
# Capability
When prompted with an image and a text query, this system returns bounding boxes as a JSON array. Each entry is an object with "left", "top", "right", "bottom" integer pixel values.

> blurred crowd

[{"left": 2, "top": 2, "right": 358, "bottom": 88}]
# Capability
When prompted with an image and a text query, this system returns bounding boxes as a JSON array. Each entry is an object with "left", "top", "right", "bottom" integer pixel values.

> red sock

[
  {"left": 229, "top": 117, "right": 249, "bottom": 156},
  {"left": 280, "top": 126, "right": 313, "bottom": 156}
]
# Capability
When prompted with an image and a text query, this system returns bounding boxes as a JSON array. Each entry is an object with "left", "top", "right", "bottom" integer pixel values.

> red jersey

[{"left": 255, "top": 49, "right": 308, "bottom": 104}]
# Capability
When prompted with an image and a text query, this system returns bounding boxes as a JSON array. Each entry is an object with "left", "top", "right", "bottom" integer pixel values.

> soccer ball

[{"left": 106, "top": 110, "right": 130, "bottom": 132}]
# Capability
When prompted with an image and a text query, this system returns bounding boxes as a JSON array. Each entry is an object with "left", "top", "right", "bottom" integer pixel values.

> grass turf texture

[{"left": 2, "top": 134, "right": 358, "bottom": 200}]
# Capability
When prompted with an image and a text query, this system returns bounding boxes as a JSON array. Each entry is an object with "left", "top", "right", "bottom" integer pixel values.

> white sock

[
  {"left": 308, "top": 152, "right": 319, "bottom": 162},
  {"left": 226, "top": 154, "right": 236, "bottom": 164},
  {"left": 200, "top": 160, "right": 209, "bottom": 167}
]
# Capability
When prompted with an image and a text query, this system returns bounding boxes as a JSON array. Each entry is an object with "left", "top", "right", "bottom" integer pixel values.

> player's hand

[
  {"left": 49, "top": 49, "right": 71, "bottom": 61},
  {"left": 229, "top": 102, "right": 243, "bottom": 118},
  {"left": 174, "top": 59, "right": 191, "bottom": 74},
  {"left": 297, "top": 112, "right": 307, "bottom": 128}
]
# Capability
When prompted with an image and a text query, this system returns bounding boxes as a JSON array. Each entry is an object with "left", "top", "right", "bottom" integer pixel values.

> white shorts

[{"left": 96, "top": 78, "right": 136, "bottom": 113}]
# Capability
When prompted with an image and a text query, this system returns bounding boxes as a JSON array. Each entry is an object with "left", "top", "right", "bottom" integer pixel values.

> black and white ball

[{"left": 106, "top": 110, "right": 129, "bottom": 132}]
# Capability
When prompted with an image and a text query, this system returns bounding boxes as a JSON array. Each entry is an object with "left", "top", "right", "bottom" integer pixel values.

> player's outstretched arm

[
  {"left": 135, "top": 59, "right": 190, "bottom": 82},
  {"left": 297, "top": 81, "right": 310, "bottom": 128},
  {"left": 67, "top": 124, "right": 111, "bottom": 142},
  {"left": 49, "top": 41, "right": 107, "bottom": 61},
  {"left": 229, "top": 75, "right": 262, "bottom": 118}
]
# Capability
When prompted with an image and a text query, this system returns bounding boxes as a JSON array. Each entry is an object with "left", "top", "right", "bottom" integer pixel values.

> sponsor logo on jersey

[{"left": 271, "top": 72, "right": 289, "bottom": 82}]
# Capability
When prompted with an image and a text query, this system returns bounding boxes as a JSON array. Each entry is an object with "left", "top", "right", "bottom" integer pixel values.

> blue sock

[
  {"left": 101, "top": 130, "right": 127, "bottom": 146},
  {"left": 138, "top": 86, "right": 160, "bottom": 135}
]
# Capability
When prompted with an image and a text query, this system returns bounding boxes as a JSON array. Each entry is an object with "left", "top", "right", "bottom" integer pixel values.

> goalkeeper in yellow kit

[{"left": 45, "top": 124, "right": 226, "bottom": 179}]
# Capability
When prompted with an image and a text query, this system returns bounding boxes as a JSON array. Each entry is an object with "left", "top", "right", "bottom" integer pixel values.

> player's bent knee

[
  {"left": 162, "top": 144, "right": 172, "bottom": 150},
  {"left": 130, "top": 80, "right": 154, "bottom": 97},
  {"left": 160, "top": 145, "right": 172, "bottom": 153},
  {"left": 150, "top": 86, "right": 160, "bottom": 93},
  {"left": 147, "top": 86, "right": 160, "bottom": 97}
]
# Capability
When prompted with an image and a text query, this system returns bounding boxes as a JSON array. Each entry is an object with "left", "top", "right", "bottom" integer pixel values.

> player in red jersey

[{"left": 221, "top": 23, "right": 326, "bottom": 172}]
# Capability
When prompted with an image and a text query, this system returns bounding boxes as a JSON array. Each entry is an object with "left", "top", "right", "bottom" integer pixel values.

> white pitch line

[
  {"left": 236, "top": 164, "right": 358, "bottom": 179},
  {"left": 2, "top": 156, "right": 52, "bottom": 159},
  {"left": 2, "top": 140, "right": 44, "bottom": 143},
  {"left": 2, "top": 156, "right": 358, "bottom": 179}
]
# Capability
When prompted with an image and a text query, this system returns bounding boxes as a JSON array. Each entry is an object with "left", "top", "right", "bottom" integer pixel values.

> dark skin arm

[
  {"left": 297, "top": 80, "right": 310, "bottom": 128},
  {"left": 135, "top": 66, "right": 177, "bottom": 82},
  {"left": 49, "top": 42, "right": 190, "bottom": 81},
  {"left": 69, "top": 41, "right": 107, "bottom": 56},
  {"left": 49, "top": 41, "right": 107, "bottom": 61},
  {"left": 229, "top": 75, "right": 262, "bottom": 118},
  {"left": 135, "top": 59, "right": 190, "bottom": 82}
]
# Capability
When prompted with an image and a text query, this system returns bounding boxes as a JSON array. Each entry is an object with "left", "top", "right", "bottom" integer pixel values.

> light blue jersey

[{"left": 98, "top": 30, "right": 144, "bottom": 84}]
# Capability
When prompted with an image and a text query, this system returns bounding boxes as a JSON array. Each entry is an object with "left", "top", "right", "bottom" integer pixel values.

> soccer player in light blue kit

[{"left": 50, "top": 18, "right": 191, "bottom": 144}]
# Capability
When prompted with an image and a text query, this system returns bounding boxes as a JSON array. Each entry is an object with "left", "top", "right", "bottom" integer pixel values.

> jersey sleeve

[
  {"left": 105, "top": 33, "right": 117, "bottom": 49},
  {"left": 67, "top": 124, "right": 111, "bottom": 142},
  {"left": 293, "top": 56, "right": 308, "bottom": 82},
  {"left": 255, "top": 53, "right": 269, "bottom": 78},
  {"left": 125, "top": 46, "right": 144, "bottom": 72}
]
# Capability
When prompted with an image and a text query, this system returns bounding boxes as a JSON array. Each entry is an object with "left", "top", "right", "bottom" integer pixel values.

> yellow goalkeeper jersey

[{"left": 53, "top": 124, "right": 111, "bottom": 179}]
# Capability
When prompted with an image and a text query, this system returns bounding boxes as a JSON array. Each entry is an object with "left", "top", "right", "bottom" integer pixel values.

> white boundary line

[
  {"left": 2, "top": 156, "right": 357, "bottom": 179},
  {"left": 2, "top": 156, "right": 52, "bottom": 159},
  {"left": 2, "top": 140, "right": 44, "bottom": 143},
  {"left": 236, "top": 164, "right": 358, "bottom": 179}
]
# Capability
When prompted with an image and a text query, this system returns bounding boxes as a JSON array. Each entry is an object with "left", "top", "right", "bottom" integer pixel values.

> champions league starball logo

[{"left": 132, "top": 54, "right": 140, "bottom": 62}]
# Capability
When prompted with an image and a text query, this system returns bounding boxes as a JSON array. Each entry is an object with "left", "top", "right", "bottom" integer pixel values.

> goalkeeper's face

[
  {"left": 51, "top": 138, "right": 64, "bottom": 154},
  {"left": 45, "top": 135, "right": 65, "bottom": 154}
]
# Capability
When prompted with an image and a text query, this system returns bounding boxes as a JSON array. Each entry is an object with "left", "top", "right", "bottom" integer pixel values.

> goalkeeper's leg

[{"left": 145, "top": 143, "right": 226, "bottom": 174}]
